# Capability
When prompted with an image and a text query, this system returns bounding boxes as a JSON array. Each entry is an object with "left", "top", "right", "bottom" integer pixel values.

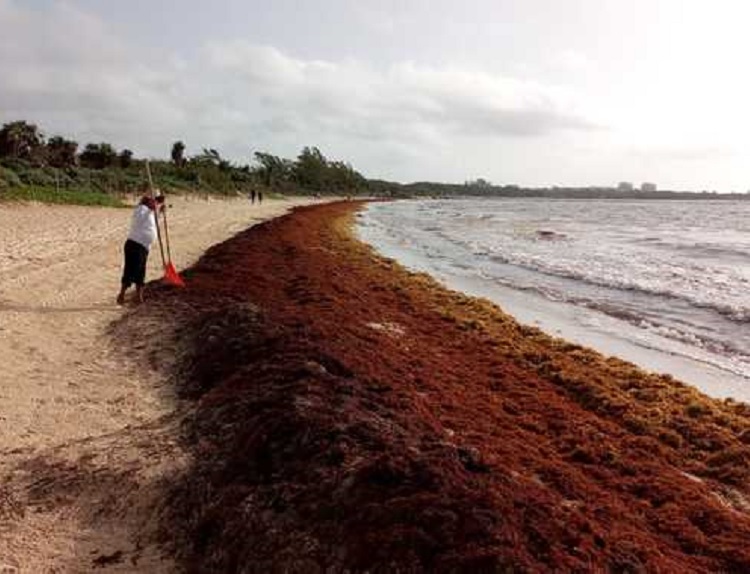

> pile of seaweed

[{"left": 149, "top": 201, "right": 750, "bottom": 572}]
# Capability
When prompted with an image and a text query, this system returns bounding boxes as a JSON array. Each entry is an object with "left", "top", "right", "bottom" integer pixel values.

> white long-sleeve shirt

[{"left": 127, "top": 204, "right": 158, "bottom": 250}]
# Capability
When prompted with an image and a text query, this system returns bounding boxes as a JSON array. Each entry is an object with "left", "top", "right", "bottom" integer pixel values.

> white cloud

[
  {"left": 0, "top": 1, "right": 597, "bottom": 179},
  {"left": 555, "top": 50, "right": 592, "bottom": 74},
  {"left": 5, "top": 1, "right": 750, "bottom": 188},
  {"left": 0, "top": 0, "right": 186, "bottom": 143}
]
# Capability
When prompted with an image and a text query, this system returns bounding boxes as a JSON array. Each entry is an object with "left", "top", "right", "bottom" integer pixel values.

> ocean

[{"left": 357, "top": 198, "right": 750, "bottom": 403}]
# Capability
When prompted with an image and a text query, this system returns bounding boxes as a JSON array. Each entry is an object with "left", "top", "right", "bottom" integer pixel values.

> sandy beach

[
  {"left": 91, "top": 200, "right": 750, "bottom": 572},
  {"left": 2, "top": 198, "right": 749, "bottom": 572},
  {"left": 0, "top": 195, "right": 314, "bottom": 572}
]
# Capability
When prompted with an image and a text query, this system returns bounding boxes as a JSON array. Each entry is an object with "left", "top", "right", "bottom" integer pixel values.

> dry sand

[{"left": 0, "top": 195, "right": 314, "bottom": 572}]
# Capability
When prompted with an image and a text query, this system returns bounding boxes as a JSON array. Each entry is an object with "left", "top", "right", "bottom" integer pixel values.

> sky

[{"left": 2, "top": 0, "right": 750, "bottom": 191}]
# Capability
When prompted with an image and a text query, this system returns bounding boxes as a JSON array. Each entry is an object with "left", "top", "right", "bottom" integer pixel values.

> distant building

[
  {"left": 617, "top": 181, "right": 634, "bottom": 192},
  {"left": 641, "top": 182, "right": 657, "bottom": 192},
  {"left": 466, "top": 178, "right": 492, "bottom": 188}
]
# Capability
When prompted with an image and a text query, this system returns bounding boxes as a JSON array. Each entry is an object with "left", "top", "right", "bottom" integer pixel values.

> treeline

[
  {"left": 396, "top": 181, "right": 750, "bottom": 200},
  {"left": 5, "top": 119, "right": 744, "bottom": 203},
  {"left": 0, "top": 120, "right": 385, "bottom": 199}
]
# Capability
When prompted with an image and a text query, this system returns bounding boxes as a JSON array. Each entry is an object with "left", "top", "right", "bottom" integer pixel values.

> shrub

[{"left": 0, "top": 166, "right": 22, "bottom": 189}]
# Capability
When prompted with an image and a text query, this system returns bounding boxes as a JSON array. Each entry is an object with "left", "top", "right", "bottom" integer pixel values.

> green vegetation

[
  {"left": 1, "top": 186, "right": 125, "bottom": 207},
  {"left": 5, "top": 118, "right": 742, "bottom": 205},
  {"left": 0, "top": 120, "right": 393, "bottom": 206}
]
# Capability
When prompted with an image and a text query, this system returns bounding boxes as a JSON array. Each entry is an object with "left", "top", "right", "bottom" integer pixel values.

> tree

[
  {"left": 191, "top": 148, "right": 222, "bottom": 166},
  {"left": 291, "top": 147, "right": 365, "bottom": 193},
  {"left": 294, "top": 146, "right": 328, "bottom": 190},
  {"left": 171, "top": 140, "right": 186, "bottom": 167},
  {"left": 118, "top": 149, "right": 134, "bottom": 169},
  {"left": 0, "top": 120, "right": 44, "bottom": 160},
  {"left": 253, "top": 151, "right": 292, "bottom": 187},
  {"left": 80, "top": 143, "right": 118, "bottom": 169},
  {"left": 46, "top": 136, "right": 78, "bottom": 168},
  {"left": 329, "top": 160, "right": 365, "bottom": 192}
]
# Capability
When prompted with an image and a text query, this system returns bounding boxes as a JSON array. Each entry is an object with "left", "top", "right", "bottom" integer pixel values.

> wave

[
  {"left": 368, "top": 217, "right": 750, "bottom": 326},
  {"left": 612, "top": 326, "right": 750, "bottom": 381},
  {"left": 476, "top": 271, "right": 750, "bottom": 380},
  {"left": 478, "top": 252, "right": 750, "bottom": 324},
  {"left": 358, "top": 199, "right": 750, "bottom": 384},
  {"left": 645, "top": 240, "right": 750, "bottom": 262},
  {"left": 480, "top": 274, "right": 750, "bottom": 368}
]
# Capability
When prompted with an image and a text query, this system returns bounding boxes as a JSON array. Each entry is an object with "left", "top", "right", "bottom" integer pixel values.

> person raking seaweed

[{"left": 117, "top": 191, "right": 166, "bottom": 305}]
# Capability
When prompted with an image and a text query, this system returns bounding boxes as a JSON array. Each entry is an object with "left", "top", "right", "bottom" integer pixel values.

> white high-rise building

[{"left": 617, "top": 181, "right": 634, "bottom": 192}]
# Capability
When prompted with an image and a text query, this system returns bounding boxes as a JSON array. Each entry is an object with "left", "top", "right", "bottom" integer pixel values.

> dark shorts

[{"left": 121, "top": 239, "right": 149, "bottom": 287}]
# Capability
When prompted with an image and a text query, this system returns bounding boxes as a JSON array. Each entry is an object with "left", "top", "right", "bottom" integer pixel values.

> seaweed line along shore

[
  {"left": 2, "top": 199, "right": 750, "bottom": 571},
  {"left": 7, "top": 200, "right": 746, "bottom": 572}
]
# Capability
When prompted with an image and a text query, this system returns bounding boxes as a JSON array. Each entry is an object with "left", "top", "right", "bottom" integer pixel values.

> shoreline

[
  {"left": 356, "top": 199, "right": 750, "bottom": 404},
  {"left": 114, "top": 200, "right": 750, "bottom": 571},
  {"left": 2, "top": 198, "right": 749, "bottom": 571}
]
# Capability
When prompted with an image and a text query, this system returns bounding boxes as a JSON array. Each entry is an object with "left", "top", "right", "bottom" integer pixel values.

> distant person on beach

[
  {"left": 117, "top": 193, "right": 165, "bottom": 305},
  {"left": 249, "top": 189, "right": 256, "bottom": 204},
  {"left": 257, "top": 190, "right": 263, "bottom": 204}
]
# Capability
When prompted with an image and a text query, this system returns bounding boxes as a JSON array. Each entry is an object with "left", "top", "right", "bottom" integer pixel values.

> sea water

[{"left": 357, "top": 198, "right": 750, "bottom": 403}]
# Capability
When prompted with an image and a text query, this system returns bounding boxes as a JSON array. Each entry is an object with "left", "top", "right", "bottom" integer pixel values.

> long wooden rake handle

[
  {"left": 145, "top": 160, "right": 167, "bottom": 268},
  {"left": 162, "top": 203, "right": 173, "bottom": 264}
]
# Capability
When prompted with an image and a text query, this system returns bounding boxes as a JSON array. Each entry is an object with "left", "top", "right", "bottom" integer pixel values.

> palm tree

[{"left": 171, "top": 141, "right": 186, "bottom": 167}]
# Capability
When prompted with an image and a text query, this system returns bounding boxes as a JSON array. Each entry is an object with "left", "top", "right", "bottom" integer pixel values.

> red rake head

[{"left": 163, "top": 262, "right": 186, "bottom": 287}]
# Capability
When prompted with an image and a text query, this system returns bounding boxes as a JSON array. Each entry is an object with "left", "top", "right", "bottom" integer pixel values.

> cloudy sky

[{"left": 2, "top": 0, "right": 750, "bottom": 190}]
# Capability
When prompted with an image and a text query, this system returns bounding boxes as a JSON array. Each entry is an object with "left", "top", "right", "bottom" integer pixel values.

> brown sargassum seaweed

[{"left": 146, "top": 201, "right": 750, "bottom": 573}]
